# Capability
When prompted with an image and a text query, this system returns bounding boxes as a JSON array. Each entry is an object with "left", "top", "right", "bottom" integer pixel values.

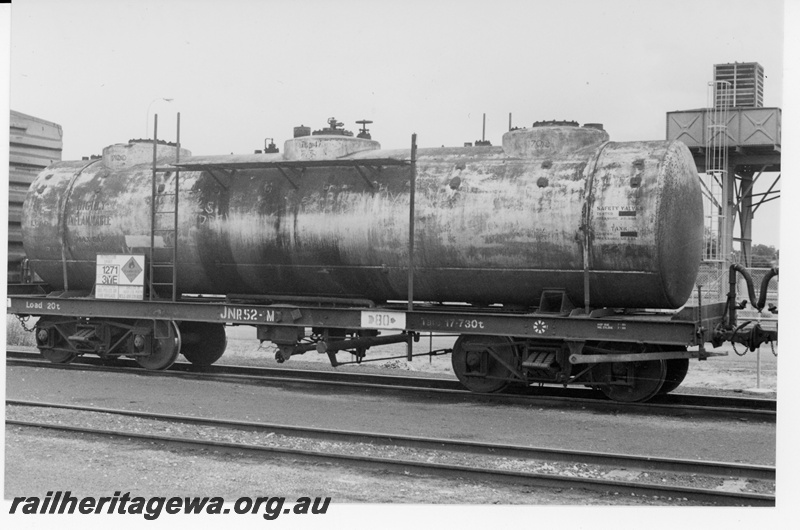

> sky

[{"left": 8, "top": 0, "right": 786, "bottom": 248}]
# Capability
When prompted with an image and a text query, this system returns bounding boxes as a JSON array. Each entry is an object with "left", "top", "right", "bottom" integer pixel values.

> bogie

[
  {"left": 449, "top": 337, "right": 689, "bottom": 402},
  {"left": 33, "top": 317, "right": 182, "bottom": 371}
]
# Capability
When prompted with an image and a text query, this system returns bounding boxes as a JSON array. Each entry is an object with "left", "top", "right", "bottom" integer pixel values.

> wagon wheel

[
  {"left": 40, "top": 349, "right": 77, "bottom": 364},
  {"left": 179, "top": 322, "right": 227, "bottom": 366},
  {"left": 588, "top": 342, "right": 667, "bottom": 402},
  {"left": 590, "top": 358, "right": 667, "bottom": 402},
  {"left": 36, "top": 316, "right": 77, "bottom": 364},
  {"left": 452, "top": 335, "right": 520, "bottom": 393},
  {"left": 633, "top": 344, "right": 689, "bottom": 395},
  {"left": 659, "top": 351, "right": 689, "bottom": 395},
  {"left": 135, "top": 321, "right": 181, "bottom": 370}
]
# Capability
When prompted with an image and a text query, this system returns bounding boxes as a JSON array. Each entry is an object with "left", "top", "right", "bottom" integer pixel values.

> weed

[{"left": 6, "top": 315, "right": 37, "bottom": 347}]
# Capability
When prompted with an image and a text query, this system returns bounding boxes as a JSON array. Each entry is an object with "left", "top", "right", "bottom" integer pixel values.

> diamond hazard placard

[
  {"left": 96, "top": 254, "right": 145, "bottom": 300},
  {"left": 122, "top": 257, "right": 143, "bottom": 283}
]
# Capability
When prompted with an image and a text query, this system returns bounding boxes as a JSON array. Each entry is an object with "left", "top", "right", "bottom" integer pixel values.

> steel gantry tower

[{"left": 666, "top": 62, "right": 781, "bottom": 301}]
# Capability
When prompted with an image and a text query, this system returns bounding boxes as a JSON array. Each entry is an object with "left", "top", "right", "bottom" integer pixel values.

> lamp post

[{"left": 146, "top": 98, "right": 174, "bottom": 137}]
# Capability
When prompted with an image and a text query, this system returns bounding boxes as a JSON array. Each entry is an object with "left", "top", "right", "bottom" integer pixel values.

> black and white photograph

[{"left": 2, "top": 0, "right": 797, "bottom": 527}]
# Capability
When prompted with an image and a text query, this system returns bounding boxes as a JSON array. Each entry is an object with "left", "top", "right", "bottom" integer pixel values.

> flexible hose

[{"left": 730, "top": 264, "right": 778, "bottom": 311}]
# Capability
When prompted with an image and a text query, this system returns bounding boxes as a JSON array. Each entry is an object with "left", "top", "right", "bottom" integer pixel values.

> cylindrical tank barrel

[{"left": 22, "top": 125, "right": 703, "bottom": 309}]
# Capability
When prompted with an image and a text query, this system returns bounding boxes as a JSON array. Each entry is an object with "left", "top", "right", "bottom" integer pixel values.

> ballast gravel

[{"left": 5, "top": 404, "right": 773, "bottom": 503}]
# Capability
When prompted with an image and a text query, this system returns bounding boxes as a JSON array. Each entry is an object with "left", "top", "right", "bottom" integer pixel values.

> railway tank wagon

[
  {"left": 23, "top": 121, "right": 702, "bottom": 308},
  {"left": 12, "top": 117, "right": 774, "bottom": 402}
]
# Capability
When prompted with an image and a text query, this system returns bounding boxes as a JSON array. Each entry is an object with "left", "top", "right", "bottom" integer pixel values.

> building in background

[
  {"left": 666, "top": 62, "right": 780, "bottom": 315},
  {"left": 8, "top": 110, "right": 63, "bottom": 282}
]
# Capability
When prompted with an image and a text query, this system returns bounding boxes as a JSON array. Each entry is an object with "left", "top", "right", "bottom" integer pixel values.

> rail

[
  {"left": 6, "top": 351, "right": 777, "bottom": 421},
  {"left": 6, "top": 400, "right": 775, "bottom": 506}
]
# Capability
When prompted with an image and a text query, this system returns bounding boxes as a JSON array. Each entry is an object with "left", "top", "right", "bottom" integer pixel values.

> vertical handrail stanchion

[
  {"left": 149, "top": 114, "right": 158, "bottom": 302},
  {"left": 173, "top": 113, "right": 180, "bottom": 302},
  {"left": 756, "top": 346, "right": 762, "bottom": 389},
  {"left": 407, "top": 133, "right": 417, "bottom": 361},
  {"left": 756, "top": 311, "right": 763, "bottom": 389}
]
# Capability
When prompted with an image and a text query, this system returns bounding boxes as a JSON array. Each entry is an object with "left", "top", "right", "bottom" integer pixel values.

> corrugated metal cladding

[
  {"left": 8, "top": 110, "right": 63, "bottom": 282},
  {"left": 714, "top": 62, "right": 764, "bottom": 109}
]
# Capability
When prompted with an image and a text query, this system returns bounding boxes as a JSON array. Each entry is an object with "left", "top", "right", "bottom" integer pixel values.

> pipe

[
  {"left": 759, "top": 267, "right": 779, "bottom": 310},
  {"left": 407, "top": 134, "right": 417, "bottom": 363},
  {"left": 730, "top": 264, "right": 779, "bottom": 312},
  {"left": 316, "top": 332, "right": 411, "bottom": 354},
  {"left": 150, "top": 114, "right": 158, "bottom": 302},
  {"left": 173, "top": 112, "right": 180, "bottom": 302},
  {"left": 227, "top": 293, "right": 376, "bottom": 308},
  {"left": 407, "top": 133, "right": 417, "bottom": 314},
  {"left": 728, "top": 264, "right": 738, "bottom": 327}
]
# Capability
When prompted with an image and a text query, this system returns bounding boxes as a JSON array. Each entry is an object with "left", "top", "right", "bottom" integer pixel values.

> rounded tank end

[{"left": 657, "top": 141, "right": 704, "bottom": 307}]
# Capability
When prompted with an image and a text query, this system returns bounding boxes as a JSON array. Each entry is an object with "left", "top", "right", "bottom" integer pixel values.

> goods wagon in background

[{"left": 8, "top": 110, "right": 63, "bottom": 283}]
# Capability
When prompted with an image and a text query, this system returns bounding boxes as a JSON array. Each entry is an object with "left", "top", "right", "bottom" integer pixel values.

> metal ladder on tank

[{"left": 148, "top": 113, "right": 181, "bottom": 313}]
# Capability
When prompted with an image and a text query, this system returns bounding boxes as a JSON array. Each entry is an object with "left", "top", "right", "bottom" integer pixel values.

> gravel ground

[
  {"left": 6, "top": 424, "right": 698, "bottom": 506},
  {"left": 5, "top": 404, "right": 774, "bottom": 497},
  {"left": 4, "top": 325, "right": 779, "bottom": 511}
]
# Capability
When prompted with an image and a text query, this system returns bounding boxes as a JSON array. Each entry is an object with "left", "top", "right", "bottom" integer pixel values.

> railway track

[
  {"left": 6, "top": 400, "right": 774, "bottom": 506},
  {"left": 6, "top": 348, "right": 776, "bottom": 421}
]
